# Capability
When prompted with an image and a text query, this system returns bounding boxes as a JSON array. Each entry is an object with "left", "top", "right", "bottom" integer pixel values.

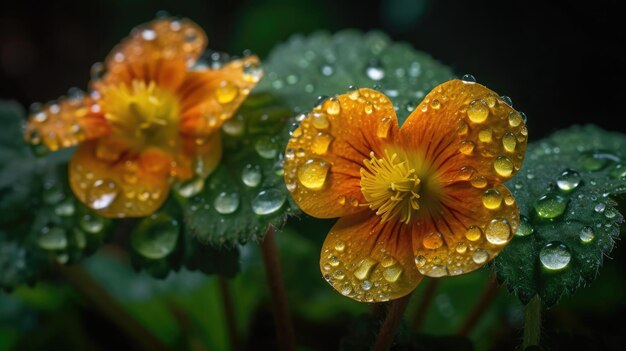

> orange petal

[
  {"left": 412, "top": 183, "right": 519, "bottom": 277},
  {"left": 320, "top": 212, "right": 423, "bottom": 302},
  {"left": 95, "top": 18, "right": 207, "bottom": 91},
  {"left": 178, "top": 56, "right": 263, "bottom": 137},
  {"left": 400, "top": 79, "right": 527, "bottom": 186},
  {"left": 25, "top": 94, "right": 110, "bottom": 151},
  {"left": 176, "top": 132, "right": 223, "bottom": 181},
  {"left": 284, "top": 88, "right": 400, "bottom": 218},
  {"left": 69, "top": 141, "right": 170, "bottom": 218}
]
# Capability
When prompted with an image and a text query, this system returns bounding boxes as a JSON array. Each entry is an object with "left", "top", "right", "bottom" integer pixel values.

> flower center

[
  {"left": 102, "top": 80, "right": 180, "bottom": 150},
  {"left": 360, "top": 150, "right": 422, "bottom": 224}
]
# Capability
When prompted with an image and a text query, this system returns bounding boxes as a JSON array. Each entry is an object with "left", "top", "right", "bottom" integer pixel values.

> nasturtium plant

[{"left": 496, "top": 125, "right": 626, "bottom": 306}]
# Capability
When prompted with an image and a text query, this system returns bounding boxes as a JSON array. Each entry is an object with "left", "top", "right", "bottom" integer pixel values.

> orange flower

[
  {"left": 284, "top": 80, "right": 528, "bottom": 302},
  {"left": 25, "top": 18, "right": 262, "bottom": 218}
]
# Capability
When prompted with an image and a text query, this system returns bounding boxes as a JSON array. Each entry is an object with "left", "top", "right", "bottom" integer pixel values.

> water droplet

[
  {"left": 340, "top": 284, "right": 352, "bottom": 295},
  {"left": 482, "top": 188, "right": 503, "bottom": 210},
  {"left": 80, "top": 214, "right": 105, "bottom": 234},
  {"left": 334, "top": 241, "right": 346, "bottom": 252},
  {"left": 494, "top": 156, "right": 514, "bottom": 177},
  {"left": 216, "top": 80, "right": 239, "bottom": 104},
  {"left": 333, "top": 270, "right": 346, "bottom": 280},
  {"left": 54, "top": 199, "right": 75, "bottom": 217},
  {"left": 485, "top": 219, "right": 511, "bottom": 245},
  {"left": 255, "top": 137, "right": 277, "bottom": 159},
  {"left": 324, "top": 98, "right": 341, "bottom": 115},
  {"left": 459, "top": 140, "right": 475, "bottom": 155},
  {"left": 252, "top": 189, "right": 286, "bottom": 215},
  {"left": 354, "top": 257, "right": 378, "bottom": 280},
  {"left": 329, "top": 256, "right": 340, "bottom": 267},
  {"left": 470, "top": 176, "right": 488, "bottom": 189},
  {"left": 364, "top": 102, "right": 373, "bottom": 114},
  {"left": 580, "top": 226, "right": 595, "bottom": 243},
  {"left": 297, "top": 159, "right": 330, "bottom": 190},
  {"left": 461, "top": 74, "right": 476, "bottom": 83},
  {"left": 478, "top": 128, "right": 493, "bottom": 143},
  {"left": 242, "top": 164, "right": 262, "bottom": 187},
  {"left": 581, "top": 151, "right": 620, "bottom": 171},
  {"left": 243, "top": 61, "right": 263, "bottom": 83},
  {"left": 214, "top": 192, "right": 240, "bottom": 214},
  {"left": 540, "top": 242, "right": 571, "bottom": 270},
  {"left": 508, "top": 111, "right": 523, "bottom": 127},
  {"left": 320, "top": 64, "right": 334, "bottom": 76},
  {"left": 415, "top": 255, "right": 426, "bottom": 267},
  {"left": 141, "top": 29, "right": 157, "bottom": 41},
  {"left": 175, "top": 176, "right": 205, "bottom": 198},
  {"left": 502, "top": 132, "right": 517, "bottom": 153},
  {"left": 534, "top": 194, "right": 568, "bottom": 219},
  {"left": 365, "top": 59, "right": 385, "bottom": 81},
  {"left": 594, "top": 203, "right": 606, "bottom": 213},
  {"left": 311, "top": 132, "right": 333, "bottom": 155},
  {"left": 472, "top": 249, "right": 489, "bottom": 264},
  {"left": 515, "top": 215, "right": 534, "bottom": 236},
  {"left": 467, "top": 100, "right": 489, "bottom": 123},
  {"left": 500, "top": 96, "right": 513, "bottom": 106},
  {"left": 423, "top": 232, "right": 444, "bottom": 249},
  {"left": 361, "top": 280, "right": 372, "bottom": 291},
  {"left": 555, "top": 169, "right": 581, "bottom": 192},
  {"left": 465, "top": 226, "right": 482, "bottom": 241},
  {"left": 88, "top": 179, "right": 118, "bottom": 210},
  {"left": 377, "top": 117, "right": 392, "bottom": 138},
  {"left": 382, "top": 265, "right": 403, "bottom": 283},
  {"left": 38, "top": 227, "right": 67, "bottom": 250},
  {"left": 455, "top": 242, "right": 468, "bottom": 254},
  {"left": 131, "top": 214, "right": 179, "bottom": 259},
  {"left": 431, "top": 99, "right": 441, "bottom": 109},
  {"left": 222, "top": 118, "right": 245, "bottom": 136},
  {"left": 310, "top": 112, "right": 329, "bottom": 130}
]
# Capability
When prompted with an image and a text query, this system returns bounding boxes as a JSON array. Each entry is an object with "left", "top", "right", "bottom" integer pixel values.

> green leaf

[
  {"left": 180, "top": 93, "right": 298, "bottom": 245},
  {"left": 257, "top": 30, "right": 454, "bottom": 125},
  {"left": 0, "top": 101, "right": 111, "bottom": 290},
  {"left": 496, "top": 125, "right": 626, "bottom": 307}
]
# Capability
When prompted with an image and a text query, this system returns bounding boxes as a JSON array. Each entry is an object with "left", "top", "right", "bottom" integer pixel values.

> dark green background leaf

[{"left": 496, "top": 125, "right": 626, "bottom": 306}]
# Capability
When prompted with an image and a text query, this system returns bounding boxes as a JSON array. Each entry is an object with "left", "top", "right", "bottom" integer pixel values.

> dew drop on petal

[
  {"left": 467, "top": 99, "right": 489, "bottom": 123},
  {"left": 216, "top": 80, "right": 239, "bottom": 104},
  {"left": 482, "top": 188, "right": 503, "bottom": 210},
  {"left": 297, "top": 159, "right": 330, "bottom": 190},
  {"left": 354, "top": 257, "right": 378, "bottom": 280},
  {"left": 485, "top": 219, "right": 511, "bottom": 245},
  {"left": 88, "top": 179, "right": 118, "bottom": 210},
  {"left": 472, "top": 249, "right": 489, "bottom": 264},
  {"left": 465, "top": 226, "right": 482, "bottom": 241},
  {"left": 422, "top": 232, "right": 444, "bottom": 249},
  {"left": 461, "top": 74, "right": 476, "bottom": 83},
  {"left": 494, "top": 156, "right": 514, "bottom": 177},
  {"left": 502, "top": 132, "right": 517, "bottom": 153}
]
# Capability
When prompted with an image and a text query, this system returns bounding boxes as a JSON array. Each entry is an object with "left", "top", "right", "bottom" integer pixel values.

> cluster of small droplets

[{"left": 321, "top": 241, "right": 411, "bottom": 302}]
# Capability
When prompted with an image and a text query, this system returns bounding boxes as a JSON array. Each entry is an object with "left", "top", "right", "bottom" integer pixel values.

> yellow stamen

[
  {"left": 101, "top": 80, "right": 180, "bottom": 151},
  {"left": 360, "top": 150, "right": 422, "bottom": 224}
]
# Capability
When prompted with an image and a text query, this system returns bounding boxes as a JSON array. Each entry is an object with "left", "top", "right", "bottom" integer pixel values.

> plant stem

[
  {"left": 218, "top": 276, "right": 240, "bottom": 351},
  {"left": 411, "top": 278, "right": 439, "bottom": 332},
  {"left": 373, "top": 294, "right": 411, "bottom": 351},
  {"left": 457, "top": 277, "right": 499, "bottom": 336},
  {"left": 259, "top": 225, "right": 296, "bottom": 351},
  {"left": 56, "top": 263, "right": 171, "bottom": 351},
  {"left": 522, "top": 296, "right": 542, "bottom": 349}
]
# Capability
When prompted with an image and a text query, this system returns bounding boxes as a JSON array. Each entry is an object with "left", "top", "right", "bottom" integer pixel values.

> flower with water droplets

[
  {"left": 25, "top": 18, "right": 262, "bottom": 218},
  {"left": 284, "top": 80, "right": 528, "bottom": 302}
]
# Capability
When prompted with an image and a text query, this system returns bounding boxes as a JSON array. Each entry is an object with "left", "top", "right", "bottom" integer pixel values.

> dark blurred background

[
  {"left": 1, "top": 0, "right": 625, "bottom": 137},
  {"left": 2, "top": 1, "right": 626, "bottom": 350}
]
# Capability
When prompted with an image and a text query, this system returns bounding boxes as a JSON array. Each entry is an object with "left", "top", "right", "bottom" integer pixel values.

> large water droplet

[
  {"left": 502, "top": 132, "right": 517, "bottom": 153},
  {"left": 534, "top": 194, "right": 568, "bottom": 219},
  {"left": 214, "top": 192, "right": 240, "bottom": 214},
  {"left": 482, "top": 188, "right": 503, "bottom": 210},
  {"left": 88, "top": 179, "right": 118, "bottom": 210},
  {"left": 465, "top": 226, "right": 482, "bottom": 241},
  {"left": 243, "top": 61, "right": 263, "bottom": 83},
  {"left": 472, "top": 249, "right": 489, "bottom": 264},
  {"left": 38, "top": 227, "right": 68, "bottom": 250},
  {"left": 311, "top": 112, "right": 330, "bottom": 130},
  {"left": 539, "top": 242, "right": 571, "bottom": 270},
  {"left": 423, "top": 232, "right": 444, "bottom": 249},
  {"left": 467, "top": 100, "right": 489, "bottom": 123},
  {"left": 131, "top": 214, "right": 179, "bottom": 259},
  {"left": 354, "top": 257, "right": 377, "bottom": 280},
  {"left": 297, "top": 159, "right": 330, "bottom": 190},
  {"left": 382, "top": 265, "right": 403, "bottom": 283},
  {"left": 242, "top": 164, "right": 262, "bottom": 187},
  {"left": 556, "top": 169, "right": 581, "bottom": 192},
  {"left": 216, "top": 80, "right": 239, "bottom": 104},
  {"left": 515, "top": 215, "right": 534, "bottom": 236},
  {"left": 494, "top": 156, "right": 514, "bottom": 177},
  {"left": 461, "top": 74, "right": 476, "bottom": 83},
  {"left": 485, "top": 219, "right": 511, "bottom": 245},
  {"left": 252, "top": 189, "right": 286, "bottom": 215},
  {"left": 311, "top": 132, "right": 333, "bottom": 155}
]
